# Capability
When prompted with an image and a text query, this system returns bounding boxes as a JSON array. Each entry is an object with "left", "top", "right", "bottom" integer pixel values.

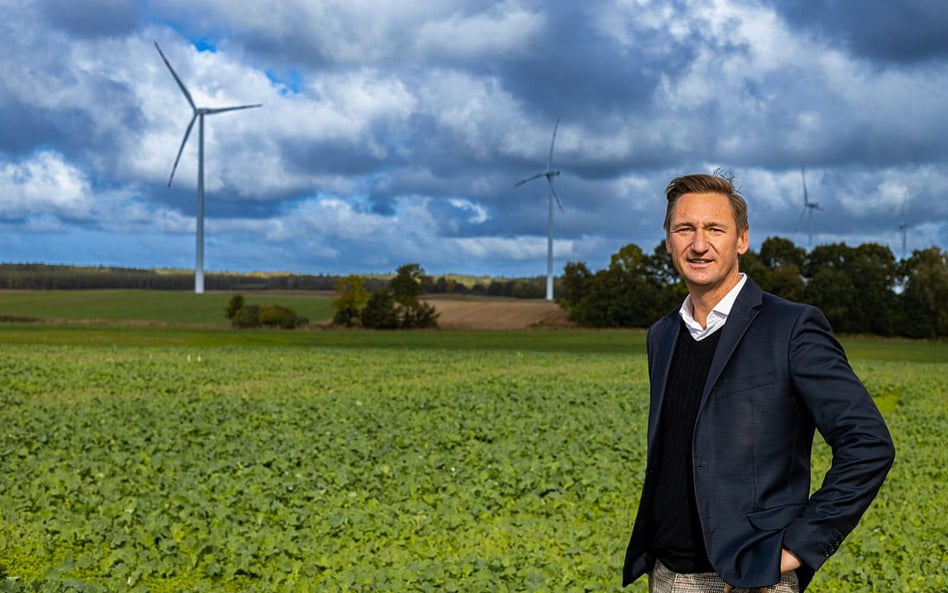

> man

[{"left": 622, "top": 172, "right": 895, "bottom": 592}]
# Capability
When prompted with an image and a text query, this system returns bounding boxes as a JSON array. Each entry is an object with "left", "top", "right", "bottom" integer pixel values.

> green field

[
  {"left": 1, "top": 294, "right": 946, "bottom": 592},
  {"left": 0, "top": 290, "right": 335, "bottom": 325}
]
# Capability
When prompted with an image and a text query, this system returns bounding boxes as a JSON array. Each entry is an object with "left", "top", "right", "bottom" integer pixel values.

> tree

[
  {"left": 390, "top": 263, "right": 439, "bottom": 328},
  {"left": 759, "top": 236, "right": 806, "bottom": 270},
  {"left": 766, "top": 265, "right": 805, "bottom": 302},
  {"left": 739, "top": 250, "right": 771, "bottom": 289},
  {"left": 360, "top": 289, "right": 399, "bottom": 329},
  {"left": 391, "top": 263, "right": 424, "bottom": 305},
  {"left": 358, "top": 264, "right": 439, "bottom": 329},
  {"left": 560, "top": 261, "right": 592, "bottom": 318},
  {"left": 642, "top": 240, "right": 680, "bottom": 291},
  {"left": 803, "top": 242, "right": 850, "bottom": 278},
  {"left": 847, "top": 243, "right": 899, "bottom": 335},
  {"left": 560, "top": 243, "right": 675, "bottom": 328},
  {"left": 331, "top": 275, "right": 368, "bottom": 327},
  {"left": 900, "top": 247, "right": 948, "bottom": 338},
  {"left": 224, "top": 294, "right": 244, "bottom": 320},
  {"left": 754, "top": 236, "right": 806, "bottom": 301},
  {"left": 804, "top": 267, "right": 856, "bottom": 333}
]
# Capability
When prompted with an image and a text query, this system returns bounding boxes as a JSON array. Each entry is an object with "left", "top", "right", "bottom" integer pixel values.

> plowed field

[{"left": 423, "top": 298, "right": 572, "bottom": 329}]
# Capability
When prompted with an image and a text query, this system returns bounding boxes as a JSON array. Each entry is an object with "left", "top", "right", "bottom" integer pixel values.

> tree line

[
  {"left": 559, "top": 237, "right": 948, "bottom": 339},
  {"left": 0, "top": 263, "right": 546, "bottom": 297},
  {"left": 3, "top": 237, "right": 946, "bottom": 338}
]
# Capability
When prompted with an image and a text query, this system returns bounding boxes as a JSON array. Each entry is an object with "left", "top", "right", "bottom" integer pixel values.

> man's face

[{"left": 665, "top": 192, "right": 749, "bottom": 296}]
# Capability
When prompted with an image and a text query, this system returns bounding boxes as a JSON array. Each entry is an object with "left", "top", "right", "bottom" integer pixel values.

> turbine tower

[
  {"left": 515, "top": 119, "right": 564, "bottom": 301},
  {"left": 898, "top": 222, "right": 909, "bottom": 259},
  {"left": 794, "top": 166, "right": 822, "bottom": 248},
  {"left": 155, "top": 42, "right": 261, "bottom": 294}
]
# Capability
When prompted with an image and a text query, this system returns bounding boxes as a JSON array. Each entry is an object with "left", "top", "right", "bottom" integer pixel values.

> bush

[
  {"left": 399, "top": 300, "right": 439, "bottom": 329},
  {"left": 228, "top": 301, "right": 306, "bottom": 329},
  {"left": 231, "top": 304, "right": 261, "bottom": 328},
  {"left": 259, "top": 304, "right": 307, "bottom": 329}
]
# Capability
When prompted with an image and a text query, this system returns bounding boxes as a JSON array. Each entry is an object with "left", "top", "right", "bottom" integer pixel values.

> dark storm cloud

[
  {"left": 39, "top": 0, "right": 142, "bottom": 39},
  {"left": 282, "top": 138, "right": 402, "bottom": 178},
  {"left": 495, "top": 3, "right": 727, "bottom": 124},
  {"left": 771, "top": 0, "right": 948, "bottom": 63},
  {"left": 0, "top": 100, "right": 63, "bottom": 157}
]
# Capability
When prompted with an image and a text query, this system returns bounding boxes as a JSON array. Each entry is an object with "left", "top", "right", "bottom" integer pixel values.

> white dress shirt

[{"left": 678, "top": 273, "right": 748, "bottom": 341}]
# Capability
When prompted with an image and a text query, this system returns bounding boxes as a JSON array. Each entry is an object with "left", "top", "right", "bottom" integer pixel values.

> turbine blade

[
  {"left": 168, "top": 113, "right": 197, "bottom": 187},
  {"left": 549, "top": 179, "right": 564, "bottom": 213},
  {"left": 155, "top": 42, "right": 197, "bottom": 111},
  {"left": 547, "top": 118, "right": 560, "bottom": 170},
  {"left": 205, "top": 103, "right": 263, "bottom": 115},
  {"left": 792, "top": 207, "right": 807, "bottom": 237},
  {"left": 801, "top": 166, "right": 809, "bottom": 206},
  {"left": 515, "top": 172, "right": 545, "bottom": 187}
]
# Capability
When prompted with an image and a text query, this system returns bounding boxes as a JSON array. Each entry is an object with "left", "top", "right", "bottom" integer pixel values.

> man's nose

[{"left": 692, "top": 230, "right": 708, "bottom": 252}]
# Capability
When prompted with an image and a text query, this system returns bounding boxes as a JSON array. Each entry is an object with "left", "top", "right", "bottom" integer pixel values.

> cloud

[
  {"left": 0, "top": 0, "right": 944, "bottom": 278},
  {"left": 771, "top": 0, "right": 948, "bottom": 64},
  {"left": 0, "top": 151, "right": 95, "bottom": 220}
]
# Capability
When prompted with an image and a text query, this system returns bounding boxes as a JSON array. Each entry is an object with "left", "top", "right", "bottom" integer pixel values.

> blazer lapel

[
  {"left": 700, "top": 278, "right": 763, "bottom": 403},
  {"left": 647, "top": 313, "right": 681, "bottom": 449}
]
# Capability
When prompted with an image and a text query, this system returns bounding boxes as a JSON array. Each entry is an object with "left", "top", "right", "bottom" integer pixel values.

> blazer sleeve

[{"left": 781, "top": 306, "right": 896, "bottom": 571}]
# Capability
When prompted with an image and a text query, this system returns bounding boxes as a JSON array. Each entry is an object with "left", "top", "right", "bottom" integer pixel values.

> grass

[
  {"left": 1, "top": 289, "right": 945, "bottom": 362},
  {"left": 0, "top": 290, "right": 334, "bottom": 325},
  {"left": 1, "top": 290, "right": 945, "bottom": 592}
]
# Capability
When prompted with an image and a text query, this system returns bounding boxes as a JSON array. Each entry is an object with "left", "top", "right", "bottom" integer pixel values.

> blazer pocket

[
  {"left": 722, "top": 371, "right": 775, "bottom": 395},
  {"left": 747, "top": 503, "right": 806, "bottom": 531}
]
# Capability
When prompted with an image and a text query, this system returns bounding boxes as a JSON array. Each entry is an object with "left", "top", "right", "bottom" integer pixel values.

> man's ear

[{"left": 737, "top": 228, "right": 749, "bottom": 255}]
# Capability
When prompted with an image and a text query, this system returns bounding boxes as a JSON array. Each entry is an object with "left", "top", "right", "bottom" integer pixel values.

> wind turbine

[
  {"left": 898, "top": 196, "right": 910, "bottom": 259},
  {"left": 515, "top": 119, "right": 564, "bottom": 301},
  {"left": 794, "top": 166, "right": 822, "bottom": 248},
  {"left": 155, "top": 42, "right": 261, "bottom": 294}
]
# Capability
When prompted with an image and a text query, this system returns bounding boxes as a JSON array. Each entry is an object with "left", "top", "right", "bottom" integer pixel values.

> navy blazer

[{"left": 623, "top": 278, "right": 895, "bottom": 591}]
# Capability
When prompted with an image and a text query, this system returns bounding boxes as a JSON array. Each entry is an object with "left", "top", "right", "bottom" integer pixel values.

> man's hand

[
  {"left": 722, "top": 549, "right": 801, "bottom": 592},
  {"left": 780, "top": 548, "right": 802, "bottom": 573}
]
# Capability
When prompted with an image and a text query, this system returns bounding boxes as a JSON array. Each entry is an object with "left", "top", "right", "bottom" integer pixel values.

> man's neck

[{"left": 687, "top": 276, "right": 741, "bottom": 328}]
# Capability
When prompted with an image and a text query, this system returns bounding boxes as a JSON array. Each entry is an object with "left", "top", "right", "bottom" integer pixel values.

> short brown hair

[{"left": 663, "top": 171, "right": 748, "bottom": 233}]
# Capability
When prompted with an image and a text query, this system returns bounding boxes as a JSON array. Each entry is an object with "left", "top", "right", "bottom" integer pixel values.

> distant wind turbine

[
  {"left": 515, "top": 119, "right": 564, "bottom": 301},
  {"left": 898, "top": 196, "right": 910, "bottom": 259},
  {"left": 898, "top": 222, "right": 909, "bottom": 259},
  {"left": 155, "top": 42, "right": 261, "bottom": 294},
  {"left": 793, "top": 166, "right": 822, "bottom": 248}
]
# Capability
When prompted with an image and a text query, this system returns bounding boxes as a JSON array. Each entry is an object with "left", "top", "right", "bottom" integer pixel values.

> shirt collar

[{"left": 679, "top": 273, "right": 748, "bottom": 341}]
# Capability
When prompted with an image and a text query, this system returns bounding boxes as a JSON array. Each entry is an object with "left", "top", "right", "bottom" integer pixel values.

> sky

[{"left": 1, "top": 0, "right": 946, "bottom": 279}]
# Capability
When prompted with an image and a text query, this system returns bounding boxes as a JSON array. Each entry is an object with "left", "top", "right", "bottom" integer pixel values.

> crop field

[
  {"left": 0, "top": 290, "right": 335, "bottom": 326},
  {"left": 1, "top": 311, "right": 947, "bottom": 591}
]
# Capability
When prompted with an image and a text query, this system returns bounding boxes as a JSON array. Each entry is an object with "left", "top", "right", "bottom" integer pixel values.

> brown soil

[{"left": 422, "top": 298, "right": 573, "bottom": 330}]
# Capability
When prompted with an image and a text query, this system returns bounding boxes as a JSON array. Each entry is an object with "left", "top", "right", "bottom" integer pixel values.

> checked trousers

[{"left": 649, "top": 560, "right": 800, "bottom": 593}]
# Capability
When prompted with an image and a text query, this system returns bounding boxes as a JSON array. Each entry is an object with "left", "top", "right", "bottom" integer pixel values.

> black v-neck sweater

[{"left": 648, "top": 321, "right": 722, "bottom": 573}]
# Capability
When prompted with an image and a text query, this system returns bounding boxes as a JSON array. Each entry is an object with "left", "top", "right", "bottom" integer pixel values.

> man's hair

[{"left": 663, "top": 170, "right": 748, "bottom": 233}]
